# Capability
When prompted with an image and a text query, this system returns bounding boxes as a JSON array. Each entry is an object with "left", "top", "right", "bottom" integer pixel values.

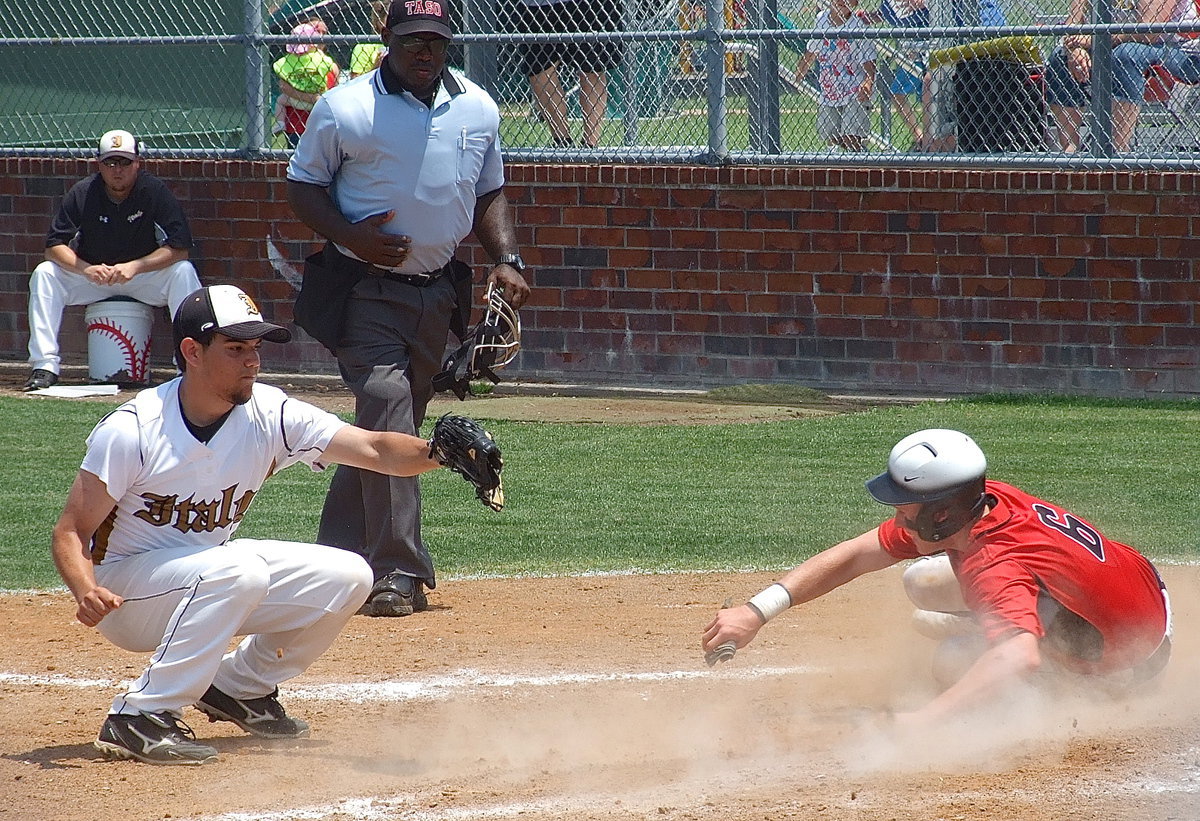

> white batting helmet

[{"left": 866, "top": 429, "right": 989, "bottom": 541}]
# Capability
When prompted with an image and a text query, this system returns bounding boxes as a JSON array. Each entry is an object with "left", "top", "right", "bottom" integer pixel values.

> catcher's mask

[
  {"left": 865, "top": 429, "right": 989, "bottom": 542},
  {"left": 433, "top": 283, "right": 521, "bottom": 400}
]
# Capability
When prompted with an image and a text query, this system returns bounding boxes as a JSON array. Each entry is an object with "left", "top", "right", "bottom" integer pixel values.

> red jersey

[{"left": 879, "top": 480, "right": 1168, "bottom": 675}]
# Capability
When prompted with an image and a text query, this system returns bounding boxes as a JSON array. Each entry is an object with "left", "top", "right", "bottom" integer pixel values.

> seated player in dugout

[
  {"left": 703, "top": 429, "right": 1171, "bottom": 729},
  {"left": 24, "top": 129, "right": 201, "bottom": 391}
]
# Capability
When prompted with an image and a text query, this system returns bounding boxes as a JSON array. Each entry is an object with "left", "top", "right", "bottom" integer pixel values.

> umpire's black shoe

[
  {"left": 194, "top": 685, "right": 310, "bottom": 739},
  {"left": 94, "top": 711, "right": 218, "bottom": 765},
  {"left": 358, "top": 571, "right": 428, "bottom": 617},
  {"left": 23, "top": 368, "right": 57, "bottom": 391}
]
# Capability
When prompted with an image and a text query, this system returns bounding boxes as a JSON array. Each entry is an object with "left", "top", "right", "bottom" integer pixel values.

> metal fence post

[
  {"left": 464, "top": 0, "right": 499, "bottom": 94},
  {"left": 704, "top": 0, "right": 730, "bottom": 163},
  {"left": 1089, "top": 0, "right": 1115, "bottom": 156},
  {"left": 748, "top": 0, "right": 782, "bottom": 154},
  {"left": 243, "top": 0, "right": 266, "bottom": 158},
  {"left": 622, "top": 0, "right": 641, "bottom": 146}
]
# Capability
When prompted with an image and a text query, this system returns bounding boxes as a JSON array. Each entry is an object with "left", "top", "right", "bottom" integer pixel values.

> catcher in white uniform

[{"left": 51, "top": 284, "right": 503, "bottom": 765}]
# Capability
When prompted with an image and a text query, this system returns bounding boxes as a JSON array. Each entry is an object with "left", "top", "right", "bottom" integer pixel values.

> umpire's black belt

[{"left": 326, "top": 245, "right": 450, "bottom": 287}]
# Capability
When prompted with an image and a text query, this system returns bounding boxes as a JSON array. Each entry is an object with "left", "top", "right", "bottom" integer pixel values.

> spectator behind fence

[
  {"left": 24, "top": 129, "right": 201, "bottom": 392},
  {"left": 1110, "top": 0, "right": 1200, "bottom": 151},
  {"left": 921, "top": 0, "right": 1008, "bottom": 151},
  {"left": 795, "top": 0, "right": 878, "bottom": 152},
  {"left": 865, "top": 0, "right": 931, "bottom": 147},
  {"left": 1046, "top": 0, "right": 1143, "bottom": 151},
  {"left": 350, "top": 1, "right": 389, "bottom": 78},
  {"left": 273, "top": 21, "right": 341, "bottom": 148},
  {"left": 515, "top": 0, "right": 623, "bottom": 147},
  {"left": 286, "top": 0, "right": 531, "bottom": 618}
]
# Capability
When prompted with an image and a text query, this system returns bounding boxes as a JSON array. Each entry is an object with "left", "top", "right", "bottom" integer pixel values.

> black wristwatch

[{"left": 495, "top": 253, "right": 526, "bottom": 273}]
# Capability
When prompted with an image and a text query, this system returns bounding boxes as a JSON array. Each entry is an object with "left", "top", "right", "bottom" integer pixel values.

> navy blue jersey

[{"left": 46, "top": 172, "right": 192, "bottom": 265}]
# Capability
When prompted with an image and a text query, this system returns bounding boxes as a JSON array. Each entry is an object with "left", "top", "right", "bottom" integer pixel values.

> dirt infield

[
  {"left": 3, "top": 569, "right": 1199, "bottom": 821},
  {"left": 4, "top": 374, "right": 1199, "bottom": 820}
]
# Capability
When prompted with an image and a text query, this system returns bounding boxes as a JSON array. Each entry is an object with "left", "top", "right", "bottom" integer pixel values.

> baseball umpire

[
  {"left": 703, "top": 429, "right": 1171, "bottom": 729},
  {"left": 50, "top": 285, "right": 503, "bottom": 765},
  {"left": 286, "top": 0, "right": 530, "bottom": 618}
]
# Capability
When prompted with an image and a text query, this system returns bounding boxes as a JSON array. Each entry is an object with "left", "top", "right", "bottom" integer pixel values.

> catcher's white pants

[
  {"left": 26, "top": 259, "right": 201, "bottom": 374},
  {"left": 94, "top": 539, "right": 372, "bottom": 717}
]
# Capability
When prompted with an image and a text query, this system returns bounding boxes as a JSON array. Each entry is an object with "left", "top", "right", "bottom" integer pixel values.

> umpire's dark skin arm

[{"left": 473, "top": 188, "right": 530, "bottom": 309}]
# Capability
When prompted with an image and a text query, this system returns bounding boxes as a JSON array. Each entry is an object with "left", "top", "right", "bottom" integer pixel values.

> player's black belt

[{"left": 327, "top": 246, "right": 450, "bottom": 287}]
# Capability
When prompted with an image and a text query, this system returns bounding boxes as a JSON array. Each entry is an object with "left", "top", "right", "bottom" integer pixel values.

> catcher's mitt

[{"left": 428, "top": 414, "right": 505, "bottom": 511}]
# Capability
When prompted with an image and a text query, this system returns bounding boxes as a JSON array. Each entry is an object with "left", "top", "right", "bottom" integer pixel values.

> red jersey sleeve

[{"left": 877, "top": 516, "right": 922, "bottom": 560}]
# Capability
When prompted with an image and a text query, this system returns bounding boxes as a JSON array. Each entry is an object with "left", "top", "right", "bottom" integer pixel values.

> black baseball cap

[
  {"left": 173, "top": 285, "right": 291, "bottom": 346},
  {"left": 386, "top": 0, "right": 452, "bottom": 37}
]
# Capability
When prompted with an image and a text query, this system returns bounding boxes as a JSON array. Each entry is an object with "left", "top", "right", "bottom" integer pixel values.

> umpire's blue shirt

[{"left": 287, "top": 61, "right": 505, "bottom": 275}]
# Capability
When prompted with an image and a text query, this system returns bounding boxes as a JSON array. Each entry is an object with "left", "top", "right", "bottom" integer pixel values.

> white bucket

[{"left": 84, "top": 299, "right": 155, "bottom": 384}]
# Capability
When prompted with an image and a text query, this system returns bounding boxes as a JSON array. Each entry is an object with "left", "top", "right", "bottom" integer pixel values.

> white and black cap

[
  {"left": 98, "top": 129, "right": 140, "bottom": 161},
  {"left": 865, "top": 429, "right": 987, "bottom": 505},
  {"left": 173, "top": 285, "right": 291, "bottom": 345}
]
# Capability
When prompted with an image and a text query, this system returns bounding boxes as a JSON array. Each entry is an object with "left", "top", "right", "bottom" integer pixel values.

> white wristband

[{"left": 747, "top": 583, "right": 792, "bottom": 624}]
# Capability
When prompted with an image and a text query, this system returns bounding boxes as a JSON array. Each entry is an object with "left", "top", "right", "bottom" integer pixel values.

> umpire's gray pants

[{"left": 316, "top": 275, "right": 456, "bottom": 588}]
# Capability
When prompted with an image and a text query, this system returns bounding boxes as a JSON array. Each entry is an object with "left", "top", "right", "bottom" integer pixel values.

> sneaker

[
  {"left": 94, "top": 712, "right": 218, "bottom": 765},
  {"left": 23, "top": 369, "right": 57, "bottom": 391},
  {"left": 194, "top": 685, "right": 310, "bottom": 739},
  {"left": 358, "top": 571, "right": 428, "bottom": 617}
]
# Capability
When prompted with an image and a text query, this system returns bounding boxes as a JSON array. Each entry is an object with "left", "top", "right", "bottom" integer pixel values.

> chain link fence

[{"left": 2, "top": 0, "right": 1197, "bottom": 167}]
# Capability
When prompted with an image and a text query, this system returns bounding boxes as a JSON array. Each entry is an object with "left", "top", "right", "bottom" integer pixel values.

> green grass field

[{"left": 3, "top": 393, "right": 1198, "bottom": 591}]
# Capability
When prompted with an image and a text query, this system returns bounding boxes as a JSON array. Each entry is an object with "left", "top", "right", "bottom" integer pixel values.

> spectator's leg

[
  {"left": 1111, "top": 41, "right": 1165, "bottom": 151},
  {"left": 273, "top": 96, "right": 287, "bottom": 135},
  {"left": 1052, "top": 106, "right": 1086, "bottom": 152},
  {"left": 1161, "top": 48, "right": 1200, "bottom": 85},
  {"left": 1112, "top": 99, "right": 1139, "bottom": 152},
  {"left": 530, "top": 64, "right": 573, "bottom": 146},
  {"left": 888, "top": 61, "right": 924, "bottom": 145},
  {"left": 921, "top": 69, "right": 957, "bottom": 151},
  {"left": 579, "top": 70, "right": 608, "bottom": 148},
  {"left": 816, "top": 104, "right": 839, "bottom": 149},
  {"left": 1045, "top": 45, "right": 1088, "bottom": 152},
  {"left": 893, "top": 94, "right": 923, "bottom": 145},
  {"left": 843, "top": 99, "right": 870, "bottom": 152}
]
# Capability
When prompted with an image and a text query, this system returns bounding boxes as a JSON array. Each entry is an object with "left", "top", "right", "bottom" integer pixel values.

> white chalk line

[
  {"left": 0, "top": 664, "right": 816, "bottom": 704},
  {"left": 0, "top": 672, "right": 114, "bottom": 688},
  {"left": 190, "top": 791, "right": 624, "bottom": 821}
]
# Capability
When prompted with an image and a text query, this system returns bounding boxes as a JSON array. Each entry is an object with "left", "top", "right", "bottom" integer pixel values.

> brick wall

[{"left": 1, "top": 158, "right": 1196, "bottom": 397}]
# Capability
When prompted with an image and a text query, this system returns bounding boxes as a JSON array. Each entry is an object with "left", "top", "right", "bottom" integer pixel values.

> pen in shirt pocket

[{"left": 459, "top": 127, "right": 467, "bottom": 150}]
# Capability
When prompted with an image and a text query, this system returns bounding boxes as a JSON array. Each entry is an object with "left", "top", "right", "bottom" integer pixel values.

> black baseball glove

[{"left": 427, "top": 414, "right": 504, "bottom": 511}]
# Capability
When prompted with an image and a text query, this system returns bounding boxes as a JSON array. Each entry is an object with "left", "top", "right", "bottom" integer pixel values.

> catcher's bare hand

[
  {"left": 428, "top": 414, "right": 505, "bottom": 511},
  {"left": 76, "top": 586, "right": 123, "bottom": 627}
]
